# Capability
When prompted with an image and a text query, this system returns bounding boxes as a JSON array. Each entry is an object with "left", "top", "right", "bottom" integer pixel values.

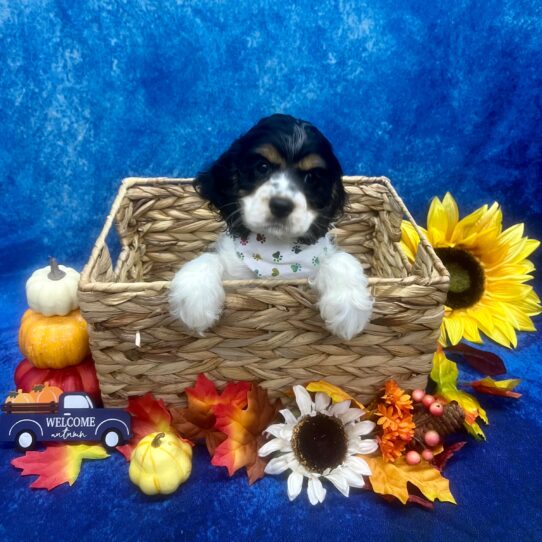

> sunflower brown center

[
  {"left": 435, "top": 247, "right": 485, "bottom": 309},
  {"left": 291, "top": 413, "right": 348, "bottom": 473}
]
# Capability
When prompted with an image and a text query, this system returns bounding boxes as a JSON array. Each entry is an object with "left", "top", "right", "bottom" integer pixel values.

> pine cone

[{"left": 413, "top": 401, "right": 465, "bottom": 444}]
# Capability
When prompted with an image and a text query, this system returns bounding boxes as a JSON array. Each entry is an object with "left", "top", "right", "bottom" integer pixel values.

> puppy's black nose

[{"left": 269, "top": 197, "right": 294, "bottom": 218}]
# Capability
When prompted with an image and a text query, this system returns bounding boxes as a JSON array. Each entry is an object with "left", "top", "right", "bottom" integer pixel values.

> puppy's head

[{"left": 194, "top": 114, "right": 346, "bottom": 242}]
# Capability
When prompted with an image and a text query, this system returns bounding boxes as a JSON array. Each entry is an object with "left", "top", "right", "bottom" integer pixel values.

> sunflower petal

[
  {"left": 307, "top": 477, "right": 326, "bottom": 505},
  {"left": 443, "top": 314, "right": 465, "bottom": 345},
  {"left": 347, "top": 420, "right": 376, "bottom": 437},
  {"left": 325, "top": 470, "right": 350, "bottom": 497},
  {"left": 338, "top": 408, "right": 364, "bottom": 425},
  {"left": 259, "top": 438, "right": 290, "bottom": 457},
  {"left": 265, "top": 455, "right": 291, "bottom": 475},
  {"left": 427, "top": 197, "right": 449, "bottom": 245},
  {"left": 442, "top": 192, "right": 459, "bottom": 238},
  {"left": 293, "top": 386, "right": 313, "bottom": 416},
  {"left": 347, "top": 455, "right": 373, "bottom": 477},
  {"left": 314, "top": 392, "right": 331, "bottom": 412},
  {"left": 280, "top": 409, "right": 298, "bottom": 425},
  {"left": 287, "top": 471, "right": 304, "bottom": 501}
]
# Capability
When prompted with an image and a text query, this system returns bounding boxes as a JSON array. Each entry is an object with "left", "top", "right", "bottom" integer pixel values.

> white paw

[
  {"left": 319, "top": 286, "right": 373, "bottom": 340},
  {"left": 169, "top": 254, "right": 225, "bottom": 334},
  {"left": 311, "top": 250, "right": 373, "bottom": 341}
]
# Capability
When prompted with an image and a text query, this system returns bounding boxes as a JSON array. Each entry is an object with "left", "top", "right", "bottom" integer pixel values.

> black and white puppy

[{"left": 169, "top": 114, "right": 373, "bottom": 340}]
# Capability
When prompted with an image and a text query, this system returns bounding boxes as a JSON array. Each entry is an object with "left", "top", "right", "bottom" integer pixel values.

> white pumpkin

[{"left": 26, "top": 258, "right": 80, "bottom": 316}]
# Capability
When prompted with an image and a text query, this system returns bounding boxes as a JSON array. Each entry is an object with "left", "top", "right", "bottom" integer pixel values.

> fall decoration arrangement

[
  {"left": 4, "top": 194, "right": 540, "bottom": 508},
  {"left": 13, "top": 258, "right": 102, "bottom": 403}
]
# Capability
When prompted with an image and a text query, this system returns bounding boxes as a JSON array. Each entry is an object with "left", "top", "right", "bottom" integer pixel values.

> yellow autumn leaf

[
  {"left": 306, "top": 380, "right": 364, "bottom": 409},
  {"left": 365, "top": 456, "right": 456, "bottom": 505},
  {"left": 430, "top": 350, "right": 488, "bottom": 439},
  {"left": 474, "top": 377, "right": 521, "bottom": 391}
]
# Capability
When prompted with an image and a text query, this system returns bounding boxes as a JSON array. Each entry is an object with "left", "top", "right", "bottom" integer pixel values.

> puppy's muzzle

[{"left": 269, "top": 196, "right": 294, "bottom": 218}]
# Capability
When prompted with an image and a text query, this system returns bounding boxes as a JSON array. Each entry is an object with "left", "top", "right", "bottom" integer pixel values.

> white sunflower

[{"left": 258, "top": 385, "right": 378, "bottom": 505}]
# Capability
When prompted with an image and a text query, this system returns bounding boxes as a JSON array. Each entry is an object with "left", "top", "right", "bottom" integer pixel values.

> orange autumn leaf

[
  {"left": 12, "top": 444, "right": 108, "bottom": 490},
  {"left": 211, "top": 383, "right": 281, "bottom": 484},
  {"left": 117, "top": 393, "right": 173, "bottom": 461},
  {"left": 470, "top": 377, "right": 522, "bottom": 399},
  {"left": 171, "top": 374, "right": 250, "bottom": 456},
  {"left": 365, "top": 456, "right": 456, "bottom": 505},
  {"left": 306, "top": 380, "right": 364, "bottom": 409}
]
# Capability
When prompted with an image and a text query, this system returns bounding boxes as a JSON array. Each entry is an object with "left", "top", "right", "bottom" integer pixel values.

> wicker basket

[{"left": 78, "top": 176, "right": 449, "bottom": 408}]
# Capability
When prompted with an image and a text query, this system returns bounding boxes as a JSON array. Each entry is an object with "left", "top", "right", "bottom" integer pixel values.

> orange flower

[
  {"left": 376, "top": 380, "right": 415, "bottom": 462},
  {"left": 382, "top": 380, "right": 413, "bottom": 414},
  {"left": 379, "top": 433, "right": 408, "bottom": 463}
]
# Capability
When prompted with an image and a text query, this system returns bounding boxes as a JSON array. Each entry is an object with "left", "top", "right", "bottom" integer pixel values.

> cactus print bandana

[{"left": 231, "top": 232, "right": 334, "bottom": 279}]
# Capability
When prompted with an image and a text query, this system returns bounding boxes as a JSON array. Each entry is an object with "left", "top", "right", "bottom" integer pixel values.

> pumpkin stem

[
  {"left": 48, "top": 257, "right": 67, "bottom": 281},
  {"left": 152, "top": 432, "right": 166, "bottom": 448}
]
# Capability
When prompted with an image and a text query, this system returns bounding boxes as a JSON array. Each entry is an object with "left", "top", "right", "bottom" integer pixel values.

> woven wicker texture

[{"left": 78, "top": 176, "right": 449, "bottom": 407}]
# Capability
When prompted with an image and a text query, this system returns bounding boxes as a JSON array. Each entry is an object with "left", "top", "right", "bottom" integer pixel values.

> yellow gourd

[
  {"left": 18, "top": 309, "right": 90, "bottom": 369},
  {"left": 129, "top": 432, "right": 192, "bottom": 495},
  {"left": 26, "top": 258, "right": 80, "bottom": 316}
]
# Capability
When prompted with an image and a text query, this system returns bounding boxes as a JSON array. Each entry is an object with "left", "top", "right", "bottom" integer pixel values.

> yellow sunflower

[{"left": 401, "top": 193, "right": 541, "bottom": 347}]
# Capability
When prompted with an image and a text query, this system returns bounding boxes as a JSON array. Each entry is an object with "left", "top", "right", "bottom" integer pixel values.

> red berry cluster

[{"left": 405, "top": 389, "right": 443, "bottom": 465}]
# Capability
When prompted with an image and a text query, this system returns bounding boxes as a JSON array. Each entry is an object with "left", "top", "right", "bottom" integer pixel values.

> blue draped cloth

[{"left": 1, "top": 1, "right": 541, "bottom": 540}]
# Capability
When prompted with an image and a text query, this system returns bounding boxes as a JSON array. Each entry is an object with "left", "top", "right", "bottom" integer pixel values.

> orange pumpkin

[
  {"left": 32, "top": 383, "right": 63, "bottom": 403},
  {"left": 18, "top": 309, "right": 90, "bottom": 369}
]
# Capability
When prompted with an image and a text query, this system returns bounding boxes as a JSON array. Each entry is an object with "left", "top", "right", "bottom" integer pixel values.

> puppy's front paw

[
  {"left": 169, "top": 255, "right": 225, "bottom": 334},
  {"left": 319, "top": 286, "right": 373, "bottom": 341}
]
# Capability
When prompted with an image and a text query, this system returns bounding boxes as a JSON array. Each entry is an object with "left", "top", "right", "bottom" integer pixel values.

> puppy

[{"left": 169, "top": 114, "right": 373, "bottom": 340}]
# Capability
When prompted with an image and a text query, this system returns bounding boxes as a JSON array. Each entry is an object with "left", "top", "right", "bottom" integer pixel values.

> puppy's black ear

[
  {"left": 194, "top": 149, "right": 237, "bottom": 210},
  {"left": 193, "top": 146, "right": 246, "bottom": 235},
  {"left": 330, "top": 179, "right": 347, "bottom": 221}
]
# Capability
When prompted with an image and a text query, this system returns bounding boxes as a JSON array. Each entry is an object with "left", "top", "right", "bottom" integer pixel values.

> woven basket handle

[{"left": 80, "top": 180, "right": 135, "bottom": 287}]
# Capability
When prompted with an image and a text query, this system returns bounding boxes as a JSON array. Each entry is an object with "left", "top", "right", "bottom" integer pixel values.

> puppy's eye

[
  {"left": 256, "top": 160, "right": 270, "bottom": 174},
  {"left": 304, "top": 172, "right": 313, "bottom": 183}
]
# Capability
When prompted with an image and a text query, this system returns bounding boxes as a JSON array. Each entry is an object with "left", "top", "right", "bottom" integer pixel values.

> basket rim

[{"left": 79, "top": 175, "right": 449, "bottom": 292}]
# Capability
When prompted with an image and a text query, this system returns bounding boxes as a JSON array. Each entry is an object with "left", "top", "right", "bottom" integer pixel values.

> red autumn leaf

[
  {"left": 470, "top": 377, "right": 522, "bottom": 399},
  {"left": 407, "top": 494, "right": 435, "bottom": 510},
  {"left": 12, "top": 444, "right": 108, "bottom": 490},
  {"left": 171, "top": 374, "right": 250, "bottom": 456},
  {"left": 211, "top": 383, "right": 281, "bottom": 484},
  {"left": 432, "top": 441, "right": 467, "bottom": 472},
  {"left": 445, "top": 344, "right": 507, "bottom": 376},
  {"left": 117, "top": 393, "right": 173, "bottom": 461},
  {"left": 365, "top": 480, "right": 435, "bottom": 510}
]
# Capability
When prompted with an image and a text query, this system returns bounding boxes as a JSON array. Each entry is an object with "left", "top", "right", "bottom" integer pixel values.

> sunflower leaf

[{"left": 445, "top": 343, "right": 507, "bottom": 376}]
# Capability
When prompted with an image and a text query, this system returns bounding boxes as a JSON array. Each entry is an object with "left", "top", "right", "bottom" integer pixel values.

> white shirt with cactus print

[{"left": 231, "top": 232, "right": 334, "bottom": 279}]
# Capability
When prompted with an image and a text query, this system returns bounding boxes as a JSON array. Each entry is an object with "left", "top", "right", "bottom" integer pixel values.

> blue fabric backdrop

[{"left": 1, "top": 1, "right": 541, "bottom": 541}]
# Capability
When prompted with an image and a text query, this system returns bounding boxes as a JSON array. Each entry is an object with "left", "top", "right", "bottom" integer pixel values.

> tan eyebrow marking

[
  {"left": 296, "top": 153, "right": 326, "bottom": 171},
  {"left": 254, "top": 144, "right": 286, "bottom": 167}
]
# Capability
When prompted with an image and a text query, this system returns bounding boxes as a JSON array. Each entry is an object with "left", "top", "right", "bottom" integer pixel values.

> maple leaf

[
  {"left": 12, "top": 444, "right": 108, "bottom": 490},
  {"left": 117, "top": 393, "right": 173, "bottom": 460},
  {"left": 171, "top": 374, "right": 250, "bottom": 456},
  {"left": 431, "top": 351, "right": 488, "bottom": 439},
  {"left": 470, "top": 377, "right": 522, "bottom": 399},
  {"left": 211, "top": 383, "right": 281, "bottom": 484},
  {"left": 306, "top": 380, "right": 364, "bottom": 409},
  {"left": 365, "top": 455, "right": 456, "bottom": 505}
]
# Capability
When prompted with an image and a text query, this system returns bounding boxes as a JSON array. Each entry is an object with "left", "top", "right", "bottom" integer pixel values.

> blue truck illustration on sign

[{"left": 0, "top": 392, "right": 132, "bottom": 451}]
